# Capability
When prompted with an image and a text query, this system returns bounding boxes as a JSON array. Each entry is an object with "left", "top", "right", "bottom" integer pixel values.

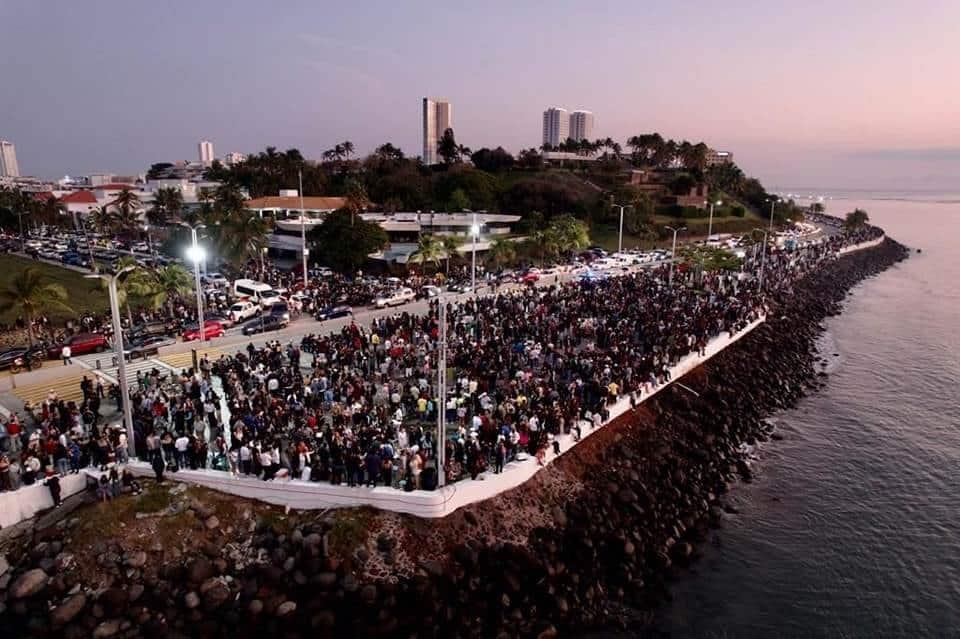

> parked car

[
  {"left": 314, "top": 304, "right": 352, "bottom": 321},
  {"left": 447, "top": 282, "right": 474, "bottom": 294},
  {"left": 46, "top": 333, "right": 109, "bottom": 359},
  {"left": 128, "top": 320, "right": 175, "bottom": 340},
  {"left": 124, "top": 335, "right": 176, "bottom": 360},
  {"left": 131, "top": 242, "right": 150, "bottom": 253},
  {"left": 229, "top": 301, "right": 260, "bottom": 323},
  {"left": 374, "top": 287, "right": 416, "bottom": 308},
  {"left": 241, "top": 314, "right": 288, "bottom": 335},
  {"left": 182, "top": 320, "right": 224, "bottom": 342},
  {"left": 418, "top": 285, "right": 442, "bottom": 299},
  {"left": 266, "top": 301, "right": 291, "bottom": 322},
  {"left": 202, "top": 272, "right": 229, "bottom": 287},
  {"left": 521, "top": 270, "right": 541, "bottom": 284},
  {"left": 0, "top": 345, "right": 45, "bottom": 372}
]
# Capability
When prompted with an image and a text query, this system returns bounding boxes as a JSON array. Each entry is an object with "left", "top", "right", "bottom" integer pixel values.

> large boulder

[
  {"left": 9, "top": 568, "right": 48, "bottom": 599},
  {"left": 50, "top": 593, "right": 87, "bottom": 626}
]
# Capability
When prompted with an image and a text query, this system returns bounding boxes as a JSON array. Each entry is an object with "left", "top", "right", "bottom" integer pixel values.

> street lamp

[
  {"left": 260, "top": 246, "right": 268, "bottom": 274},
  {"left": 436, "top": 293, "right": 447, "bottom": 488},
  {"left": 754, "top": 227, "right": 770, "bottom": 289},
  {"left": 665, "top": 225, "right": 686, "bottom": 286},
  {"left": 85, "top": 265, "right": 136, "bottom": 459},
  {"left": 180, "top": 221, "right": 207, "bottom": 343},
  {"left": 298, "top": 169, "right": 309, "bottom": 290},
  {"left": 470, "top": 213, "right": 480, "bottom": 292},
  {"left": 611, "top": 201, "right": 631, "bottom": 254},
  {"left": 707, "top": 199, "right": 723, "bottom": 242}
]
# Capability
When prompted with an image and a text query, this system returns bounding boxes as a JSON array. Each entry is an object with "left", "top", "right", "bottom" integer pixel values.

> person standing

[
  {"left": 151, "top": 452, "right": 165, "bottom": 484},
  {"left": 44, "top": 469, "right": 62, "bottom": 507},
  {"left": 61, "top": 344, "right": 72, "bottom": 366}
]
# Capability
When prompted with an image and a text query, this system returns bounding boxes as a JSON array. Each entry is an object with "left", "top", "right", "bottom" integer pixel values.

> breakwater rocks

[{"left": 0, "top": 239, "right": 909, "bottom": 638}]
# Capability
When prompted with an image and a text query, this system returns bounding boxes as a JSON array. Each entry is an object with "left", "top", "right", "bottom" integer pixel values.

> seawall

[{"left": 0, "top": 237, "right": 910, "bottom": 639}]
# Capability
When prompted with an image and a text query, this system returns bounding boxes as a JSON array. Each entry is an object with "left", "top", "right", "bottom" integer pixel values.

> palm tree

[
  {"left": 527, "top": 228, "right": 560, "bottom": 266},
  {"left": 109, "top": 188, "right": 142, "bottom": 236},
  {"left": 89, "top": 206, "right": 113, "bottom": 235},
  {"left": 408, "top": 234, "right": 444, "bottom": 271},
  {"left": 341, "top": 141, "right": 354, "bottom": 159},
  {"left": 208, "top": 210, "right": 269, "bottom": 269},
  {"left": 486, "top": 237, "right": 517, "bottom": 269},
  {"left": 439, "top": 235, "right": 464, "bottom": 274},
  {"left": 0, "top": 267, "right": 72, "bottom": 345},
  {"left": 36, "top": 196, "right": 67, "bottom": 230},
  {"left": 148, "top": 187, "right": 183, "bottom": 226},
  {"left": 344, "top": 179, "right": 371, "bottom": 225},
  {"left": 129, "top": 263, "right": 194, "bottom": 319}
]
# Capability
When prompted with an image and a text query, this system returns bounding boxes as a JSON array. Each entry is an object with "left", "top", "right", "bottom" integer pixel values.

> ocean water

[{"left": 655, "top": 198, "right": 960, "bottom": 638}]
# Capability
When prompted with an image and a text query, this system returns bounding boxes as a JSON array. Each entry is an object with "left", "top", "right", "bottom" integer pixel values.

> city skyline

[{"left": 2, "top": 1, "right": 959, "bottom": 190}]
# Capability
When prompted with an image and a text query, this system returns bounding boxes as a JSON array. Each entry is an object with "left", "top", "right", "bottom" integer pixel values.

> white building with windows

[
  {"left": 569, "top": 110, "right": 595, "bottom": 142},
  {"left": 0, "top": 140, "right": 20, "bottom": 177},
  {"left": 542, "top": 107, "right": 569, "bottom": 148},
  {"left": 422, "top": 98, "right": 452, "bottom": 165},
  {"left": 223, "top": 151, "right": 246, "bottom": 166},
  {"left": 198, "top": 140, "right": 215, "bottom": 166}
]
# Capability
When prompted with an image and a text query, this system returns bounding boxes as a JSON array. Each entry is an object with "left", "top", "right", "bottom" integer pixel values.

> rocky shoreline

[{"left": 0, "top": 238, "right": 910, "bottom": 639}]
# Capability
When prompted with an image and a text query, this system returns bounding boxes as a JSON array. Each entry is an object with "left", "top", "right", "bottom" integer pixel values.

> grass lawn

[{"left": 0, "top": 254, "right": 109, "bottom": 324}]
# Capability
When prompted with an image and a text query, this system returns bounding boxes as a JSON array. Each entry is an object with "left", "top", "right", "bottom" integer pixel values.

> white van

[{"left": 233, "top": 279, "right": 284, "bottom": 307}]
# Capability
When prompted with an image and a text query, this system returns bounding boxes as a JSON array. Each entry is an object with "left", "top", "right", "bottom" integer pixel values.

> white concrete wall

[
  {"left": 0, "top": 473, "right": 87, "bottom": 529},
  {"left": 125, "top": 316, "right": 766, "bottom": 518}
]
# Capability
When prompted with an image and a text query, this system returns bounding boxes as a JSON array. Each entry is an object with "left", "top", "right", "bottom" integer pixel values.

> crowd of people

[{"left": 0, "top": 218, "right": 884, "bottom": 496}]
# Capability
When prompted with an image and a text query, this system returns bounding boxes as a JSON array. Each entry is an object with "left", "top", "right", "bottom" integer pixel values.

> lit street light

[
  {"left": 180, "top": 221, "right": 207, "bottom": 343},
  {"left": 707, "top": 199, "right": 723, "bottom": 242},
  {"left": 470, "top": 213, "right": 480, "bottom": 292},
  {"left": 665, "top": 225, "right": 686, "bottom": 286},
  {"left": 85, "top": 264, "right": 137, "bottom": 459},
  {"left": 611, "top": 201, "right": 631, "bottom": 254},
  {"left": 436, "top": 293, "right": 447, "bottom": 488}
]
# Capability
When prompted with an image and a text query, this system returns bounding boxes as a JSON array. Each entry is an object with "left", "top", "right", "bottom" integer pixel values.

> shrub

[
  {"left": 680, "top": 206, "right": 708, "bottom": 219},
  {"left": 730, "top": 205, "right": 745, "bottom": 218}
]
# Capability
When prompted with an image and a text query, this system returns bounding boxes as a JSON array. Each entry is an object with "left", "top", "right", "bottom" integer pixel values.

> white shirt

[{"left": 174, "top": 436, "right": 189, "bottom": 452}]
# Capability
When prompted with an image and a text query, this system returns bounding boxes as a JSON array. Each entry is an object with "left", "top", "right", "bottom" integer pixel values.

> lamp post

[
  {"left": 754, "top": 227, "right": 769, "bottom": 289},
  {"left": 707, "top": 199, "right": 723, "bottom": 243},
  {"left": 665, "top": 225, "right": 686, "bottom": 286},
  {"left": 143, "top": 224, "right": 154, "bottom": 255},
  {"left": 470, "top": 213, "right": 480, "bottom": 292},
  {"left": 299, "top": 170, "right": 308, "bottom": 290},
  {"left": 180, "top": 222, "right": 207, "bottom": 343},
  {"left": 85, "top": 265, "right": 137, "bottom": 459},
  {"left": 611, "top": 202, "right": 631, "bottom": 253},
  {"left": 436, "top": 293, "right": 447, "bottom": 488},
  {"left": 260, "top": 246, "right": 268, "bottom": 275}
]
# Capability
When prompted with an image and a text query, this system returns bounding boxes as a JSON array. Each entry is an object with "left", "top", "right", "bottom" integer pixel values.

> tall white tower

[
  {"left": 422, "top": 98, "right": 453, "bottom": 165},
  {"left": 0, "top": 140, "right": 20, "bottom": 177},
  {"left": 542, "top": 108, "right": 569, "bottom": 148},
  {"left": 569, "top": 111, "right": 595, "bottom": 142},
  {"left": 198, "top": 140, "right": 214, "bottom": 166}
]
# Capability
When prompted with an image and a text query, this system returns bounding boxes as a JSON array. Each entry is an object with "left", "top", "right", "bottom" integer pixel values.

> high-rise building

[
  {"left": 198, "top": 140, "right": 214, "bottom": 166},
  {"left": 224, "top": 152, "right": 246, "bottom": 166},
  {"left": 542, "top": 108, "right": 569, "bottom": 148},
  {"left": 0, "top": 140, "right": 20, "bottom": 177},
  {"left": 422, "top": 98, "right": 452, "bottom": 165},
  {"left": 569, "top": 110, "right": 595, "bottom": 142}
]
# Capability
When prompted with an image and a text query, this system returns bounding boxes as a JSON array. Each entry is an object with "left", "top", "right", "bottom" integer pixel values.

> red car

[
  {"left": 182, "top": 320, "right": 224, "bottom": 342},
  {"left": 47, "top": 333, "right": 109, "bottom": 359},
  {"left": 521, "top": 271, "right": 541, "bottom": 284}
]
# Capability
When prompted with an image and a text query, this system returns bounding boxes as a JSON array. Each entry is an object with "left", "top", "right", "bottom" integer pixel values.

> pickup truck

[{"left": 229, "top": 301, "right": 260, "bottom": 323}]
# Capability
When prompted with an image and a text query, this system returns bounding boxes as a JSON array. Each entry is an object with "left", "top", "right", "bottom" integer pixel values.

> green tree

[
  {"left": 129, "top": 263, "right": 194, "bottom": 318},
  {"left": 549, "top": 214, "right": 590, "bottom": 253},
  {"left": 307, "top": 209, "right": 388, "bottom": 273},
  {"left": 209, "top": 210, "right": 269, "bottom": 269},
  {"left": 0, "top": 267, "right": 72, "bottom": 346},
  {"left": 408, "top": 234, "right": 444, "bottom": 271},
  {"left": 526, "top": 228, "right": 561, "bottom": 266},
  {"left": 109, "top": 188, "right": 142, "bottom": 236},
  {"left": 437, "top": 128, "right": 462, "bottom": 165},
  {"left": 844, "top": 209, "right": 869, "bottom": 230},
  {"left": 447, "top": 188, "right": 471, "bottom": 212},
  {"left": 439, "top": 235, "right": 464, "bottom": 274},
  {"left": 486, "top": 237, "right": 517, "bottom": 269},
  {"left": 470, "top": 147, "right": 515, "bottom": 173},
  {"left": 344, "top": 179, "right": 371, "bottom": 225},
  {"left": 148, "top": 186, "right": 184, "bottom": 226}
]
